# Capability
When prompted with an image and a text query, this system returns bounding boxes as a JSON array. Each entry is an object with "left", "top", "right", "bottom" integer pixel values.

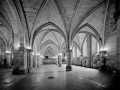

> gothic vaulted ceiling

[{"left": 0, "top": 0, "right": 116, "bottom": 55}]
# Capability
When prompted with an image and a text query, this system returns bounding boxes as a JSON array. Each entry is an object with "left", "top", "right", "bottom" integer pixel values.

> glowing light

[
  {"left": 70, "top": 46, "right": 72, "bottom": 49},
  {"left": 58, "top": 53, "right": 62, "bottom": 55},
  {"left": 40, "top": 55, "right": 44, "bottom": 58},
  {"left": 104, "top": 53, "right": 108, "bottom": 56},
  {"left": 6, "top": 50, "right": 11, "bottom": 53},
  {"left": 52, "top": 56, "right": 55, "bottom": 58},
  {"left": 36, "top": 53, "right": 40, "bottom": 55},
  {"left": 100, "top": 46, "right": 108, "bottom": 51},
  {"left": 100, "top": 47, "right": 104, "bottom": 51},
  {"left": 26, "top": 46, "right": 31, "bottom": 49}
]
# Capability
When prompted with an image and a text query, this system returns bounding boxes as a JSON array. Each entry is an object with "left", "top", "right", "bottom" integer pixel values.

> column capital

[
  {"left": 26, "top": 49, "right": 33, "bottom": 52},
  {"left": 66, "top": 49, "right": 72, "bottom": 52},
  {"left": 19, "top": 47, "right": 25, "bottom": 50}
]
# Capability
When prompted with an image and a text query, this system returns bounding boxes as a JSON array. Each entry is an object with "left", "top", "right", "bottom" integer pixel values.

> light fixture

[
  {"left": 36, "top": 53, "right": 40, "bottom": 55},
  {"left": 40, "top": 55, "right": 44, "bottom": 58},
  {"left": 6, "top": 50, "right": 11, "bottom": 53},
  {"left": 26, "top": 46, "right": 31, "bottom": 49}
]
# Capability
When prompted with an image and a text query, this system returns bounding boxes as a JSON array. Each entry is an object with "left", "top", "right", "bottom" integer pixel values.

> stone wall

[
  {"left": 72, "top": 57, "right": 90, "bottom": 67},
  {"left": 105, "top": 30, "right": 117, "bottom": 71},
  {"left": 43, "top": 58, "right": 56, "bottom": 64},
  {"left": 72, "top": 57, "right": 80, "bottom": 65}
]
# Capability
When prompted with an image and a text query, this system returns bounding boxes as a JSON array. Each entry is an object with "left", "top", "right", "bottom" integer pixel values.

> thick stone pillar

[
  {"left": 12, "top": 47, "right": 27, "bottom": 74},
  {"left": 56, "top": 56, "right": 58, "bottom": 65},
  {"left": 19, "top": 47, "right": 27, "bottom": 73},
  {"left": 37, "top": 55, "right": 40, "bottom": 67},
  {"left": 39, "top": 56, "right": 41, "bottom": 65},
  {"left": 74, "top": 45, "right": 77, "bottom": 64},
  {"left": 99, "top": 51, "right": 106, "bottom": 70},
  {"left": 30, "top": 51, "right": 33, "bottom": 68},
  {"left": 66, "top": 49, "right": 72, "bottom": 71},
  {"left": 33, "top": 55, "right": 37, "bottom": 68},
  {"left": 27, "top": 49, "right": 33, "bottom": 72},
  {"left": 87, "top": 34, "right": 92, "bottom": 67},
  {"left": 12, "top": 34, "right": 28, "bottom": 74},
  {"left": 58, "top": 55, "right": 62, "bottom": 67},
  {"left": 5, "top": 53, "right": 11, "bottom": 67},
  {"left": 40, "top": 56, "right": 43, "bottom": 65}
]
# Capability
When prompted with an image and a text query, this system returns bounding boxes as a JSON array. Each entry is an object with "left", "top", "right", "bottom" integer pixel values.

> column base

[
  {"left": 33, "top": 66, "right": 37, "bottom": 68},
  {"left": 58, "top": 64, "right": 62, "bottom": 67},
  {"left": 28, "top": 67, "right": 33, "bottom": 73},
  {"left": 12, "top": 68, "right": 27, "bottom": 75},
  {"left": 5, "top": 64, "right": 11, "bottom": 68},
  {"left": 100, "top": 65, "right": 106, "bottom": 70},
  {"left": 66, "top": 66, "right": 72, "bottom": 71}
]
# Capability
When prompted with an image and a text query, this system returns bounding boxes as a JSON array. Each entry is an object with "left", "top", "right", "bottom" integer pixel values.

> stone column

[
  {"left": 19, "top": 47, "right": 27, "bottom": 73},
  {"left": 99, "top": 51, "right": 106, "bottom": 70},
  {"left": 87, "top": 34, "right": 92, "bottom": 67},
  {"left": 37, "top": 55, "right": 40, "bottom": 67},
  {"left": 39, "top": 56, "right": 41, "bottom": 65},
  {"left": 75, "top": 46, "right": 77, "bottom": 64},
  {"left": 5, "top": 53, "right": 11, "bottom": 68},
  {"left": 33, "top": 55, "right": 37, "bottom": 68},
  {"left": 56, "top": 56, "right": 58, "bottom": 65},
  {"left": 58, "top": 55, "right": 62, "bottom": 67},
  {"left": 40, "top": 56, "right": 43, "bottom": 65},
  {"left": 66, "top": 49, "right": 72, "bottom": 71},
  {"left": 27, "top": 49, "right": 33, "bottom": 72},
  {"left": 32, "top": 55, "right": 35, "bottom": 67},
  {"left": 12, "top": 34, "right": 28, "bottom": 74},
  {"left": 30, "top": 51, "right": 33, "bottom": 68}
]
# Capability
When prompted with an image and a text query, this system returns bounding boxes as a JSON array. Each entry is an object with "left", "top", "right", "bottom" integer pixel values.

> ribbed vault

[{"left": 0, "top": 0, "right": 116, "bottom": 65}]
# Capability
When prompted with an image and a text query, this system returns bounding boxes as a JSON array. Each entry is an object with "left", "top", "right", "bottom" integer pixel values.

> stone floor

[{"left": 0, "top": 64, "right": 120, "bottom": 90}]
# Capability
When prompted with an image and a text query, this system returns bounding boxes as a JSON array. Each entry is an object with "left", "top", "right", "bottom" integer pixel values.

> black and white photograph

[{"left": 0, "top": 0, "right": 120, "bottom": 90}]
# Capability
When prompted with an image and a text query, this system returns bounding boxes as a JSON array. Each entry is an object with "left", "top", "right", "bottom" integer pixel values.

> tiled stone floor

[{"left": 0, "top": 64, "right": 120, "bottom": 90}]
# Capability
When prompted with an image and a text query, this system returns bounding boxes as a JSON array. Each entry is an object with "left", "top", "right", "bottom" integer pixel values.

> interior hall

[{"left": 0, "top": 0, "right": 120, "bottom": 90}]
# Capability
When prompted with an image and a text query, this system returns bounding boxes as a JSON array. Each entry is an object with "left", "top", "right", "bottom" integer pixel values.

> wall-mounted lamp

[
  {"left": 40, "top": 55, "right": 44, "bottom": 58},
  {"left": 100, "top": 50, "right": 108, "bottom": 57},
  {"left": 6, "top": 50, "right": 11, "bottom": 53},
  {"left": 36, "top": 53, "right": 40, "bottom": 55},
  {"left": 26, "top": 46, "right": 31, "bottom": 49},
  {"left": 104, "top": 52, "right": 108, "bottom": 56}
]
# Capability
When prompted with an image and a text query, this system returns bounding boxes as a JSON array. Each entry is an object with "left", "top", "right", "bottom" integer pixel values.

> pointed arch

[
  {"left": 0, "top": 31, "right": 7, "bottom": 45},
  {"left": 72, "top": 1, "right": 107, "bottom": 36},
  {"left": 31, "top": 22, "right": 66, "bottom": 48},
  {"left": 43, "top": 46, "right": 55, "bottom": 57},
  {"left": 72, "top": 41, "right": 81, "bottom": 53},
  {"left": 31, "top": 0, "right": 48, "bottom": 33},
  {"left": 0, "top": 13, "right": 13, "bottom": 35},
  {"left": 40, "top": 39, "right": 58, "bottom": 53},
  {"left": 0, "top": 37, "right": 6, "bottom": 47},
  {"left": 72, "top": 23, "right": 102, "bottom": 44}
]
